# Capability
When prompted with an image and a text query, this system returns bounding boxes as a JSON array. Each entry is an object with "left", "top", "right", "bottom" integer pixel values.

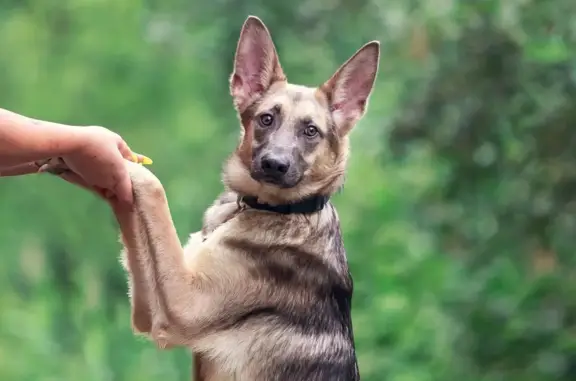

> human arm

[
  {"left": 0, "top": 108, "right": 87, "bottom": 168},
  {"left": 0, "top": 108, "right": 148, "bottom": 205}
]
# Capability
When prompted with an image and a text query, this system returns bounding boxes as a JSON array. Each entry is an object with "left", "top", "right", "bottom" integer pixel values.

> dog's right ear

[
  {"left": 320, "top": 41, "right": 380, "bottom": 137},
  {"left": 230, "top": 16, "right": 286, "bottom": 113}
]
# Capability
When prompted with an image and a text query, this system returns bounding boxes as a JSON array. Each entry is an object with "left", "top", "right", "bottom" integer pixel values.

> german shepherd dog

[{"left": 39, "top": 15, "right": 379, "bottom": 381}]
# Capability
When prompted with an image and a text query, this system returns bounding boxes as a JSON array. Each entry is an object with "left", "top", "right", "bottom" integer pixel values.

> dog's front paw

[
  {"left": 125, "top": 161, "right": 160, "bottom": 186},
  {"left": 125, "top": 161, "right": 166, "bottom": 201}
]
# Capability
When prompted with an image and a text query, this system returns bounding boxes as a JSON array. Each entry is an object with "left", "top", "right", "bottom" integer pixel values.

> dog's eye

[
  {"left": 259, "top": 113, "right": 274, "bottom": 127},
  {"left": 304, "top": 125, "right": 319, "bottom": 138}
]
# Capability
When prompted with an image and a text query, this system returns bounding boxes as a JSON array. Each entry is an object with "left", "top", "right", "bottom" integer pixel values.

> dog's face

[
  {"left": 225, "top": 16, "right": 380, "bottom": 202},
  {"left": 247, "top": 83, "right": 337, "bottom": 189}
]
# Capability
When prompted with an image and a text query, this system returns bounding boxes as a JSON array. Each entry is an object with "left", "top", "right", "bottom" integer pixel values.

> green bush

[{"left": 1, "top": 1, "right": 575, "bottom": 380}]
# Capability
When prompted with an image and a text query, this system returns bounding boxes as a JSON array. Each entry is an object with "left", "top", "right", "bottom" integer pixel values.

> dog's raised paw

[{"left": 125, "top": 161, "right": 165, "bottom": 196}]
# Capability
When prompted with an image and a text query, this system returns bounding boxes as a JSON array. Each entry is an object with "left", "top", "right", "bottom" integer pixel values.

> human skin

[{"left": 0, "top": 108, "right": 147, "bottom": 206}]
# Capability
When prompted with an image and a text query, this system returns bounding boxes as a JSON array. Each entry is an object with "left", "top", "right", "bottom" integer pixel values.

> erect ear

[
  {"left": 230, "top": 16, "right": 286, "bottom": 113},
  {"left": 320, "top": 41, "right": 380, "bottom": 136}
]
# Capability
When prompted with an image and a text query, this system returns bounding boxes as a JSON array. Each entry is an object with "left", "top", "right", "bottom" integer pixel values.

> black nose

[{"left": 261, "top": 154, "right": 290, "bottom": 177}]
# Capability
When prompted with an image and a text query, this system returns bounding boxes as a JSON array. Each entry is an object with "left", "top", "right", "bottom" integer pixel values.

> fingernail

[{"left": 141, "top": 156, "right": 153, "bottom": 165}]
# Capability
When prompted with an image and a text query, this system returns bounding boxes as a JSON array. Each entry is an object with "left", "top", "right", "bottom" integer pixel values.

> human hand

[
  {"left": 59, "top": 126, "right": 150, "bottom": 207},
  {"left": 0, "top": 123, "right": 151, "bottom": 207}
]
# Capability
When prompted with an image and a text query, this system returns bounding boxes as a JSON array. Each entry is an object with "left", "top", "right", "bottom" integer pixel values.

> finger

[
  {"left": 60, "top": 173, "right": 116, "bottom": 203},
  {"left": 59, "top": 172, "right": 102, "bottom": 196},
  {"left": 117, "top": 138, "right": 152, "bottom": 165},
  {"left": 118, "top": 140, "right": 135, "bottom": 161},
  {"left": 92, "top": 186, "right": 123, "bottom": 206},
  {"left": 112, "top": 172, "right": 134, "bottom": 208},
  {"left": 107, "top": 194, "right": 131, "bottom": 215},
  {"left": 59, "top": 172, "right": 91, "bottom": 189},
  {"left": 0, "top": 163, "right": 40, "bottom": 177},
  {"left": 118, "top": 144, "right": 134, "bottom": 161}
]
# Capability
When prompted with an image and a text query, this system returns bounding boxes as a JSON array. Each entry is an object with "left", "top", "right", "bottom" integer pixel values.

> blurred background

[{"left": 1, "top": 0, "right": 576, "bottom": 380}]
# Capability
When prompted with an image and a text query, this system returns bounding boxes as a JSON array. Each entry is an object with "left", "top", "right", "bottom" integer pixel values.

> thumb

[{"left": 117, "top": 140, "right": 135, "bottom": 161}]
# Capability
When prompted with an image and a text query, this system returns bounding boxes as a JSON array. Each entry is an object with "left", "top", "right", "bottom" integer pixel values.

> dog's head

[{"left": 223, "top": 16, "right": 379, "bottom": 204}]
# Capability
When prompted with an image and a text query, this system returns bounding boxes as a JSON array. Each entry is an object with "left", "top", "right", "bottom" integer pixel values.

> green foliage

[{"left": 1, "top": 1, "right": 576, "bottom": 380}]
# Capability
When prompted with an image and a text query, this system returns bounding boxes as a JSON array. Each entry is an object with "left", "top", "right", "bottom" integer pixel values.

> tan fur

[
  {"left": 38, "top": 15, "right": 379, "bottom": 381},
  {"left": 223, "top": 82, "right": 351, "bottom": 206},
  {"left": 115, "top": 162, "right": 354, "bottom": 379}
]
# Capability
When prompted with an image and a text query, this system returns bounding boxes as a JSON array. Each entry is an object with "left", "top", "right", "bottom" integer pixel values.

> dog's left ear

[{"left": 320, "top": 41, "right": 380, "bottom": 136}]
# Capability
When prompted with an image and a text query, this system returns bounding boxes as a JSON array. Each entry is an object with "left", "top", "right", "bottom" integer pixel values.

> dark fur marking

[
  {"left": 274, "top": 357, "right": 360, "bottom": 381},
  {"left": 223, "top": 238, "right": 339, "bottom": 284},
  {"left": 221, "top": 237, "right": 355, "bottom": 337}
]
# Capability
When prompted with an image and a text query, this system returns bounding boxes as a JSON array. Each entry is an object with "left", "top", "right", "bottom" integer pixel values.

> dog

[{"left": 38, "top": 15, "right": 379, "bottom": 381}]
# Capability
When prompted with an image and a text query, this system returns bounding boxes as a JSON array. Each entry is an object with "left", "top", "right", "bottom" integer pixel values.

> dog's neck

[
  {"left": 239, "top": 194, "right": 330, "bottom": 215},
  {"left": 222, "top": 153, "right": 347, "bottom": 207}
]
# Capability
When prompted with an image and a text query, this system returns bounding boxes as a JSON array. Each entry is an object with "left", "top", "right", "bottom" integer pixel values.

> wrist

[
  {"left": 0, "top": 108, "right": 90, "bottom": 166},
  {"left": 37, "top": 120, "right": 87, "bottom": 156},
  {"left": 56, "top": 124, "right": 87, "bottom": 155}
]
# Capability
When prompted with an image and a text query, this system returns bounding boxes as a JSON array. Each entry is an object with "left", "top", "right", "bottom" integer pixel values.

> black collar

[{"left": 240, "top": 194, "right": 329, "bottom": 215}]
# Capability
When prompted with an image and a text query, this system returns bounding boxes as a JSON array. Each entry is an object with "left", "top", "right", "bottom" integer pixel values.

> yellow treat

[{"left": 131, "top": 153, "right": 153, "bottom": 165}]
